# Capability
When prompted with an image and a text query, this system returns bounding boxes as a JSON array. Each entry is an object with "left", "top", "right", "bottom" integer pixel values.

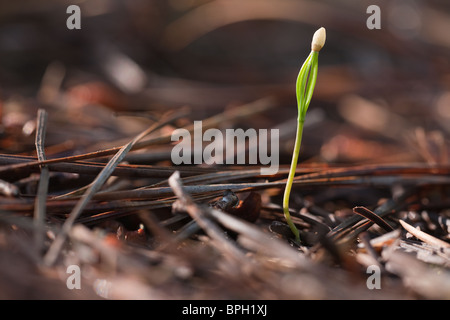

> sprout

[{"left": 283, "top": 27, "right": 326, "bottom": 244}]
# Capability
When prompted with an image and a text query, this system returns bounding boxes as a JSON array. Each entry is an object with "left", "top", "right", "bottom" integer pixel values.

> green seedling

[{"left": 283, "top": 27, "right": 326, "bottom": 244}]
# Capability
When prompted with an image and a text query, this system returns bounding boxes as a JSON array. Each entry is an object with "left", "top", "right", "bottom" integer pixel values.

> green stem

[{"left": 282, "top": 118, "right": 304, "bottom": 243}]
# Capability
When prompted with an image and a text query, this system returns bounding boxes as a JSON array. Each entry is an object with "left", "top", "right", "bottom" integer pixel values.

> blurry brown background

[
  {"left": 0, "top": 0, "right": 449, "bottom": 164},
  {"left": 0, "top": 0, "right": 450, "bottom": 301}
]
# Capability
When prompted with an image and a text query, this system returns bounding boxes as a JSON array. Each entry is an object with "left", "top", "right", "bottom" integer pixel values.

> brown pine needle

[
  {"left": 168, "top": 171, "right": 247, "bottom": 261},
  {"left": 43, "top": 112, "right": 178, "bottom": 266},
  {"left": 399, "top": 220, "right": 450, "bottom": 249},
  {"left": 353, "top": 206, "right": 394, "bottom": 232},
  {"left": 33, "top": 109, "right": 50, "bottom": 256}
]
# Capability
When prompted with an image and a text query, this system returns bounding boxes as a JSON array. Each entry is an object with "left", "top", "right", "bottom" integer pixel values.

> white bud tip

[{"left": 311, "top": 27, "right": 326, "bottom": 52}]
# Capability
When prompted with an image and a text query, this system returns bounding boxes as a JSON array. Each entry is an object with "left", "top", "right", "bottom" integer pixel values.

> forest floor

[{"left": 0, "top": 1, "right": 449, "bottom": 300}]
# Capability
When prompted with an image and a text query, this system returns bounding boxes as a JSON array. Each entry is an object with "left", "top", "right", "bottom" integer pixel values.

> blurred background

[
  {"left": 0, "top": 0, "right": 450, "bottom": 301},
  {"left": 0, "top": 0, "right": 449, "bottom": 165}
]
